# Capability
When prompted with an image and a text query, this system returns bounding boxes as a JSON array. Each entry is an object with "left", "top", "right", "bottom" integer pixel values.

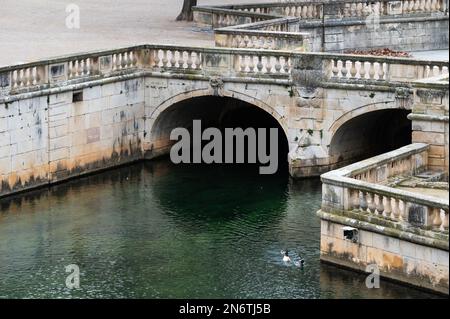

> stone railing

[
  {"left": 215, "top": 18, "right": 310, "bottom": 50},
  {"left": 193, "top": 0, "right": 449, "bottom": 51},
  {"left": 201, "top": 0, "right": 448, "bottom": 20},
  {"left": 192, "top": 6, "right": 278, "bottom": 28},
  {"left": 1, "top": 45, "right": 449, "bottom": 99},
  {"left": 319, "top": 53, "right": 449, "bottom": 82},
  {"left": 321, "top": 143, "right": 449, "bottom": 232}
]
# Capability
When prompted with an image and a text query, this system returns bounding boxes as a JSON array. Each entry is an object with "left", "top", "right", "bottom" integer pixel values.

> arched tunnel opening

[
  {"left": 149, "top": 96, "right": 290, "bottom": 173},
  {"left": 329, "top": 109, "right": 412, "bottom": 166}
]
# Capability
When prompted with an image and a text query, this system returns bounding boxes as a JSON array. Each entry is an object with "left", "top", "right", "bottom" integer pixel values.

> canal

[{"left": 0, "top": 160, "right": 437, "bottom": 298}]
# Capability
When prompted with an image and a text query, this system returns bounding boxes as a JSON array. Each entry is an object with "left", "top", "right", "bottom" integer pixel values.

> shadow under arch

[
  {"left": 147, "top": 90, "right": 290, "bottom": 172},
  {"left": 142, "top": 160, "right": 290, "bottom": 232},
  {"left": 328, "top": 108, "right": 412, "bottom": 166}
]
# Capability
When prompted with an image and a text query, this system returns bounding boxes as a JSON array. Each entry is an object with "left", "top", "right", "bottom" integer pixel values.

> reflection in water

[{"left": 0, "top": 160, "right": 438, "bottom": 298}]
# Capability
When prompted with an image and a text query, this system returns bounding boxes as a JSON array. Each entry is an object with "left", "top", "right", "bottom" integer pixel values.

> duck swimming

[
  {"left": 280, "top": 249, "right": 304, "bottom": 267},
  {"left": 282, "top": 250, "right": 291, "bottom": 263},
  {"left": 294, "top": 257, "right": 305, "bottom": 268}
]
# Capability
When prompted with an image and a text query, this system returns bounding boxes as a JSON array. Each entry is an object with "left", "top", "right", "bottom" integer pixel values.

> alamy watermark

[
  {"left": 365, "top": 264, "right": 380, "bottom": 289},
  {"left": 170, "top": 120, "right": 279, "bottom": 174},
  {"left": 65, "top": 4, "right": 80, "bottom": 29},
  {"left": 65, "top": 264, "right": 80, "bottom": 289}
]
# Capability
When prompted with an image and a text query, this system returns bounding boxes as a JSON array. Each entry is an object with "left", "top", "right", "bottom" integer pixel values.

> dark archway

[
  {"left": 149, "top": 96, "right": 289, "bottom": 172},
  {"left": 329, "top": 109, "right": 412, "bottom": 166}
]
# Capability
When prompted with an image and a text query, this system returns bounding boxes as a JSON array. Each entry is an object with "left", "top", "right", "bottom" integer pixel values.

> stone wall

[
  {"left": 320, "top": 218, "right": 449, "bottom": 294},
  {"left": 0, "top": 78, "right": 145, "bottom": 197},
  {"left": 409, "top": 81, "right": 449, "bottom": 177},
  {"left": 302, "top": 17, "right": 450, "bottom": 52}
]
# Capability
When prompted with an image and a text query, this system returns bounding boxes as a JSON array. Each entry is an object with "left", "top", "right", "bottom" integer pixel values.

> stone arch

[
  {"left": 328, "top": 100, "right": 400, "bottom": 138},
  {"left": 327, "top": 101, "right": 411, "bottom": 166},
  {"left": 146, "top": 87, "right": 289, "bottom": 160},
  {"left": 148, "top": 87, "right": 288, "bottom": 135}
]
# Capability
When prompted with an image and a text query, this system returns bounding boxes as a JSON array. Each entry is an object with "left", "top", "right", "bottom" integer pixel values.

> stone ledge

[{"left": 318, "top": 209, "right": 449, "bottom": 250}]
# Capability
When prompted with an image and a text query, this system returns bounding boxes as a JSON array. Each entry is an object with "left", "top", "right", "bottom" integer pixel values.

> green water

[{"left": 0, "top": 161, "right": 437, "bottom": 298}]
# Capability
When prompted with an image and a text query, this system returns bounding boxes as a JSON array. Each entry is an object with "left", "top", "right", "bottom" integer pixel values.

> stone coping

[
  {"left": 318, "top": 210, "right": 449, "bottom": 250},
  {"left": 321, "top": 143, "right": 449, "bottom": 210},
  {"left": 0, "top": 43, "right": 447, "bottom": 73}
]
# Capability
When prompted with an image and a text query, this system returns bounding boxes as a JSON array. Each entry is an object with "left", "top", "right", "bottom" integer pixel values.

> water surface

[{"left": 0, "top": 161, "right": 438, "bottom": 298}]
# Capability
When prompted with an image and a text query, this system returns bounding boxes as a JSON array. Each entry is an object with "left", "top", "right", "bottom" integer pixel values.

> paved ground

[
  {"left": 0, "top": 0, "right": 448, "bottom": 66},
  {"left": 0, "top": 0, "right": 274, "bottom": 67},
  {"left": 410, "top": 50, "right": 449, "bottom": 61}
]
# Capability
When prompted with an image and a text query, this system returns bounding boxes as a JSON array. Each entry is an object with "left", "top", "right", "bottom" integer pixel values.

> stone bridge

[{"left": 0, "top": 44, "right": 448, "bottom": 197}]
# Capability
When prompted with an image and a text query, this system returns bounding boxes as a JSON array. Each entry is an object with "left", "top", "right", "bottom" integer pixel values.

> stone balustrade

[
  {"left": 193, "top": 0, "right": 449, "bottom": 52},
  {"left": 214, "top": 18, "right": 308, "bottom": 50},
  {"left": 321, "top": 143, "right": 449, "bottom": 232},
  {"left": 322, "top": 54, "right": 449, "bottom": 82},
  {"left": 193, "top": 6, "right": 277, "bottom": 28},
  {"left": 1, "top": 45, "right": 448, "bottom": 100},
  {"left": 215, "top": 31, "right": 308, "bottom": 50},
  {"left": 193, "top": 0, "right": 448, "bottom": 24},
  {"left": 207, "top": 0, "right": 449, "bottom": 19}
]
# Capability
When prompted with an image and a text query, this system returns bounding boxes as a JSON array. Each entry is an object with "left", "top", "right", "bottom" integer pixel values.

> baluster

[
  {"left": 356, "top": 2, "right": 363, "bottom": 15},
  {"left": 22, "top": 68, "right": 29, "bottom": 87},
  {"left": 187, "top": 51, "right": 194, "bottom": 69},
  {"left": 350, "top": 61, "right": 357, "bottom": 79},
  {"left": 178, "top": 51, "right": 185, "bottom": 69},
  {"left": 352, "top": 190, "right": 360, "bottom": 210},
  {"left": 84, "top": 59, "right": 89, "bottom": 75},
  {"left": 431, "top": 207, "right": 442, "bottom": 229},
  {"left": 283, "top": 57, "right": 290, "bottom": 74},
  {"left": 116, "top": 54, "right": 122, "bottom": 70},
  {"left": 412, "top": 0, "right": 418, "bottom": 12},
  {"left": 170, "top": 51, "right": 177, "bottom": 68},
  {"left": 151, "top": 50, "right": 159, "bottom": 68},
  {"left": 369, "top": 62, "right": 376, "bottom": 79},
  {"left": 23, "top": 69, "right": 29, "bottom": 86},
  {"left": 162, "top": 50, "right": 169, "bottom": 68},
  {"left": 240, "top": 55, "right": 247, "bottom": 73},
  {"left": 419, "top": 0, "right": 426, "bottom": 11},
  {"left": 307, "top": 5, "right": 313, "bottom": 18},
  {"left": 69, "top": 61, "right": 75, "bottom": 78},
  {"left": 14, "top": 70, "right": 20, "bottom": 88},
  {"left": 383, "top": 196, "right": 392, "bottom": 218},
  {"left": 399, "top": 200, "right": 408, "bottom": 222},
  {"left": 441, "top": 209, "right": 449, "bottom": 231},
  {"left": 78, "top": 59, "right": 84, "bottom": 75},
  {"left": 350, "top": 3, "right": 357, "bottom": 16},
  {"left": 392, "top": 198, "right": 400, "bottom": 220},
  {"left": 360, "top": 191, "right": 368, "bottom": 212},
  {"left": 196, "top": 52, "right": 202, "bottom": 70},
  {"left": 378, "top": 62, "right": 385, "bottom": 80},
  {"left": 331, "top": 59, "right": 339, "bottom": 78},
  {"left": 274, "top": 56, "right": 282, "bottom": 74},
  {"left": 122, "top": 53, "right": 129, "bottom": 69},
  {"left": 67, "top": 62, "right": 71, "bottom": 78},
  {"left": 416, "top": 0, "right": 422, "bottom": 11},
  {"left": 341, "top": 60, "right": 348, "bottom": 79},
  {"left": 368, "top": 193, "right": 376, "bottom": 214},
  {"left": 376, "top": 195, "right": 384, "bottom": 215},
  {"left": 359, "top": 61, "right": 366, "bottom": 79},
  {"left": 31, "top": 67, "right": 39, "bottom": 85},
  {"left": 20, "top": 69, "right": 26, "bottom": 87},
  {"left": 302, "top": 6, "right": 308, "bottom": 18},
  {"left": 266, "top": 56, "right": 273, "bottom": 74},
  {"left": 435, "top": 0, "right": 441, "bottom": 11},
  {"left": 77, "top": 59, "right": 83, "bottom": 76},
  {"left": 248, "top": 55, "right": 255, "bottom": 73},
  {"left": 256, "top": 56, "right": 264, "bottom": 73}
]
